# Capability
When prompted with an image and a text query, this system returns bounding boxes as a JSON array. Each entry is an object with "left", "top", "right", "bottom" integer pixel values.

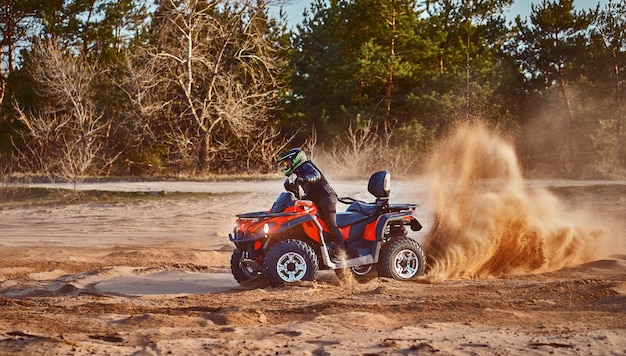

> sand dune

[{"left": 1, "top": 174, "right": 625, "bottom": 355}]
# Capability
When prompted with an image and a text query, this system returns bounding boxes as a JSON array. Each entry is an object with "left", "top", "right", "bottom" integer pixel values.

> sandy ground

[{"left": 0, "top": 178, "right": 625, "bottom": 355}]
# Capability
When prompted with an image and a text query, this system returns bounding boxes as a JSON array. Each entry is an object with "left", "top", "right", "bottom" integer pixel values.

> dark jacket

[{"left": 293, "top": 161, "right": 337, "bottom": 204}]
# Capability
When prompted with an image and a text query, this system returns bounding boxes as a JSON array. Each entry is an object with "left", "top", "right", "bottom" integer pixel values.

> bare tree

[
  {"left": 374, "top": 122, "right": 423, "bottom": 177},
  {"left": 324, "top": 117, "right": 379, "bottom": 178},
  {"left": 14, "top": 39, "right": 108, "bottom": 192},
  {"left": 246, "top": 125, "right": 296, "bottom": 172},
  {"left": 133, "top": 0, "right": 284, "bottom": 173},
  {"left": 302, "top": 127, "right": 318, "bottom": 161},
  {"left": 0, "top": 151, "right": 13, "bottom": 191}
]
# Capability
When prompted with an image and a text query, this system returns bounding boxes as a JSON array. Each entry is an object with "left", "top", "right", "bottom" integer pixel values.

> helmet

[{"left": 277, "top": 148, "right": 307, "bottom": 176}]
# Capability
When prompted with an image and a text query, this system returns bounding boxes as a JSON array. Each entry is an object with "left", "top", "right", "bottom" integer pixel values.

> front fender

[{"left": 264, "top": 213, "right": 324, "bottom": 249}]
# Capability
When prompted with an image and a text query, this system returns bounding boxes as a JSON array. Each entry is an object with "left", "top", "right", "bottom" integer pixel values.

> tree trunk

[
  {"left": 612, "top": 52, "right": 624, "bottom": 166},
  {"left": 1, "top": 1, "right": 14, "bottom": 104},
  {"left": 557, "top": 68, "right": 576, "bottom": 170},
  {"left": 466, "top": 33, "right": 470, "bottom": 120},
  {"left": 384, "top": 6, "right": 396, "bottom": 123},
  {"left": 197, "top": 131, "right": 209, "bottom": 173}
]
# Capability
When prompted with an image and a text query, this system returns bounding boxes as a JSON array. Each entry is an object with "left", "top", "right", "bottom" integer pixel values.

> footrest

[{"left": 347, "top": 247, "right": 372, "bottom": 259}]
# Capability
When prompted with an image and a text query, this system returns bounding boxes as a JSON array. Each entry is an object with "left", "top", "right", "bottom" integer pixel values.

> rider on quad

[{"left": 277, "top": 148, "right": 345, "bottom": 259}]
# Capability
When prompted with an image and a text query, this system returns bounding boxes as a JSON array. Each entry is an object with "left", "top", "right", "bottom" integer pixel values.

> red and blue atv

[{"left": 228, "top": 170, "right": 426, "bottom": 286}]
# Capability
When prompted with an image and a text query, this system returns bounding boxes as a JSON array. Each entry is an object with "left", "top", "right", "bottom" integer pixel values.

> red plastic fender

[{"left": 363, "top": 219, "right": 379, "bottom": 241}]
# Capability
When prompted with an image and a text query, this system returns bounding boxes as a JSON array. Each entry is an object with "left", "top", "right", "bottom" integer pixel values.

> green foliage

[
  {"left": 1, "top": 0, "right": 625, "bottom": 179},
  {"left": 512, "top": 0, "right": 625, "bottom": 177},
  {"left": 587, "top": 0, "right": 626, "bottom": 172},
  {"left": 291, "top": 0, "right": 519, "bottom": 144},
  {"left": 291, "top": 0, "right": 430, "bottom": 139}
]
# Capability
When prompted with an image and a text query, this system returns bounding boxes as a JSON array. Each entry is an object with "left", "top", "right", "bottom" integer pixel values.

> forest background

[{"left": 0, "top": 0, "right": 624, "bottom": 185}]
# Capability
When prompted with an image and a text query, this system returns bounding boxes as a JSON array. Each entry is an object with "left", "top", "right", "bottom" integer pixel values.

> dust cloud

[{"left": 421, "top": 122, "right": 605, "bottom": 281}]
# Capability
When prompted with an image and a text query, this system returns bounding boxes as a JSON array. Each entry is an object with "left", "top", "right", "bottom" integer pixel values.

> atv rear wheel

[
  {"left": 230, "top": 249, "right": 262, "bottom": 283},
  {"left": 377, "top": 237, "right": 426, "bottom": 281},
  {"left": 264, "top": 239, "right": 319, "bottom": 287}
]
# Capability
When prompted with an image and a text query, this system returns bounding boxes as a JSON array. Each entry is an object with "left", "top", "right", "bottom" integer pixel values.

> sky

[{"left": 276, "top": 0, "right": 611, "bottom": 28}]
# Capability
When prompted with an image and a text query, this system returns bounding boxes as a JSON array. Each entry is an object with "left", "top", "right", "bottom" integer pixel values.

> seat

[
  {"left": 346, "top": 201, "right": 379, "bottom": 216},
  {"left": 337, "top": 171, "right": 390, "bottom": 224},
  {"left": 336, "top": 211, "right": 369, "bottom": 227}
]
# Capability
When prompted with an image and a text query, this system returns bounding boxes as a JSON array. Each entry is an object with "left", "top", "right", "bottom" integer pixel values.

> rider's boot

[{"left": 330, "top": 241, "right": 346, "bottom": 262}]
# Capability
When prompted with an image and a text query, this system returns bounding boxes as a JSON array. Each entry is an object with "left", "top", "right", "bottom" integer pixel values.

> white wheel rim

[
  {"left": 352, "top": 265, "right": 374, "bottom": 276},
  {"left": 276, "top": 252, "right": 307, "bottom": 282},
  {"left": 393, "top": 249, "right": 419, "bottom": 279}
]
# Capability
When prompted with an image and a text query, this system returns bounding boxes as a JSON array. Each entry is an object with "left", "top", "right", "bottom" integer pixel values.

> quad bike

[{"left": 228, "top": 170, "right": 426, "bottom": 286}]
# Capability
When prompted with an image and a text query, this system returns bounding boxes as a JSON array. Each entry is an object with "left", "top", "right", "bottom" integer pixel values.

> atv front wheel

[
  {"left": 377, "top": 237, "right": 426, "bottom": 281},
  {"left": 264, "top": 239, "right": 319, "bottom": 287},
  {"left": 230, "top": 249, "right": 262, "bottom": 283}
]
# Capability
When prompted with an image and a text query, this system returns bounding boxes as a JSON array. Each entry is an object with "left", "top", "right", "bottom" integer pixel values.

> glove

[{"left": 284, "top": 178, "right": 297, "bottom": 192}]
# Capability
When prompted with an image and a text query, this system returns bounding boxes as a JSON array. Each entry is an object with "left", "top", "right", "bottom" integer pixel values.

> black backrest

[{"left": 367, "top": 171, "right": 390, "bottom": 201}]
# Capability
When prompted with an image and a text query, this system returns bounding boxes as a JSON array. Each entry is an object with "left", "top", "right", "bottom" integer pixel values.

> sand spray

[{"left": 421, "top": 122, "right": 605, "bottom": 281}]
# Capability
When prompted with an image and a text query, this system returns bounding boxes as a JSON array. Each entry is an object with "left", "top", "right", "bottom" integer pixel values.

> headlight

[{"left": 263, "top": 223, "right": 269, "bottom": 235}]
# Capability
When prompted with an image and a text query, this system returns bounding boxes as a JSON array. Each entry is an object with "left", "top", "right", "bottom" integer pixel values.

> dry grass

[{"left": 0, "top": 186, "right": 222, "bottom": 208}]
